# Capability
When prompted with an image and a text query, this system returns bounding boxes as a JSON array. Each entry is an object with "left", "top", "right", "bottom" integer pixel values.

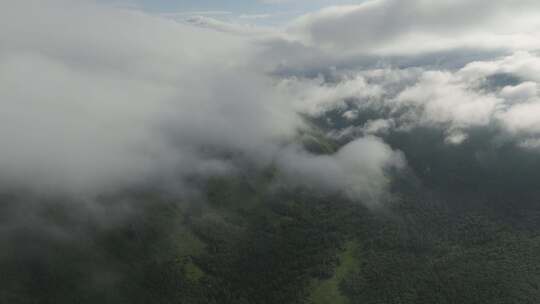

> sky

[
  {"left": 115, "top": 0, "right": 366, "bottom": 13},
  {"left": 106, "top": 0, "right": 367, "bottom": 24}
]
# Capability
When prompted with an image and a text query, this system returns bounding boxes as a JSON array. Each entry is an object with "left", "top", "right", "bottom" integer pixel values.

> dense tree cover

[{"left": 2, "top": 126, "right": 540, "bottom": 303}]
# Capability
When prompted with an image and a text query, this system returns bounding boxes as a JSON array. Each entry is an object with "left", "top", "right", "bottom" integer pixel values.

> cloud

[
  {"left": 460, "top": 51, "right": 540, "bottom": 82},
  {"left": 239, "top": 14, "right": 273, "bottom": 20},
  {"left": 6, "top": 0, "right": 540, "bottom": 206},
  {"left": 276, "top": 73, "right": 384, "bottom": 115},
  {"left": 0, "top": 0, "right": 286, "bottom": 194},
  {"left": 395, "top": 71, "right": 502, "bottom": 130},
  {"left": 183, "top": 15, "right": 275, "bottom": 35},
  {"left": 6, "top": 1, "right": 540, "bottom": 301},
  {"left": 276, "top": 137, "right": 405, "bottom": 205},
  {"left": 288, "top": 0, "right": 540, "bottom": 54},
  {"left": 266, "top": 48, "right": 540, "bottom": 148},
  {"left": 404, "top": 52, "right": 540, "bottom": 144},
  {"left": 0, "top": 0, "right": 401, "bottom": 205}
]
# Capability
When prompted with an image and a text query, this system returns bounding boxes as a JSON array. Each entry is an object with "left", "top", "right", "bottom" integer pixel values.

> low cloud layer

[
  {"left": 290, "top": 0, "right": 540, "bottom": 53},
  {"left": 0, "top": 1, "right": 286, "bottom": 194},
  {"left": 277, "top": 51, "right": 540, "bottom": 148},
  {"left": 277, "top": 137, "right": 404, "bottom": 204},
  {"left": 0, "top": 0, "right": 402, "bottom": 204},
  {"left": 3, "top": 0, "right": 540, "bottom": 206}
]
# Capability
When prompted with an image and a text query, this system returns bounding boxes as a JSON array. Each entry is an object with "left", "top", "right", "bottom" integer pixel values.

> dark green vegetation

[{"left": 2, "top": 126, "right": 540, "bottom": 303}]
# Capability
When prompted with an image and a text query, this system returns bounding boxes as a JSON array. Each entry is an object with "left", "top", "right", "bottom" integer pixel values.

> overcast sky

[
  {"left": 113, "top": 0, "right": 366, "bottom": 13},
  {"left": 103, "top": 0, "right": 368, "bottom": 24}
]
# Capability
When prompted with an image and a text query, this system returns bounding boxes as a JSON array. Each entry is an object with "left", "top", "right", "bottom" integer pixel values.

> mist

[{"left": 3, "top": 0, "right": 540, "bottom": 303}]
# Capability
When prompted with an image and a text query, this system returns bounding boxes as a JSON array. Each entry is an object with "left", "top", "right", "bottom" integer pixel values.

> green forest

[{"left": 3, "top": 125, "right": 540, "bottom": 304}]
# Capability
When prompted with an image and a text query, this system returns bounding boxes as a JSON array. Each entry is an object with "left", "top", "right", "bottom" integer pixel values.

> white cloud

[
  {"left": 396, "top": 71, "right": 502, "bottom": 129},
  {"left": 7, "top": 0, "right": 540, "bottom": 205},
  {"left": 276, "top": 74, "right": 383, "bottom": 115},
  {"left": 0, "top": 0, "right": 402, "bottom": 204},
  {"left": 461, "top": 51, "right": 540, "bottom": 82},
  {"left": 0, "top": 0, "right": 294, "bottom": 194},
  {"left": 266, "top": 50, "right": 540, "bottom": 149},
  {"left": 500, "top": 82, "right": 538, "bottom": 102},
  {"left": 498, "top": 102, "right": 540, "bottom": 134},
  {"left": 362, "top": 119, "right": 395, "bottom": 135},
  {"left": 184, "top": 15, "right": 275, "bottom": 35},
  {"left": 277, "top": 137, "right": 405, "bottom": 205},
  {"left": 288, "top": 0, "right": 540, "bottom": 54}
]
